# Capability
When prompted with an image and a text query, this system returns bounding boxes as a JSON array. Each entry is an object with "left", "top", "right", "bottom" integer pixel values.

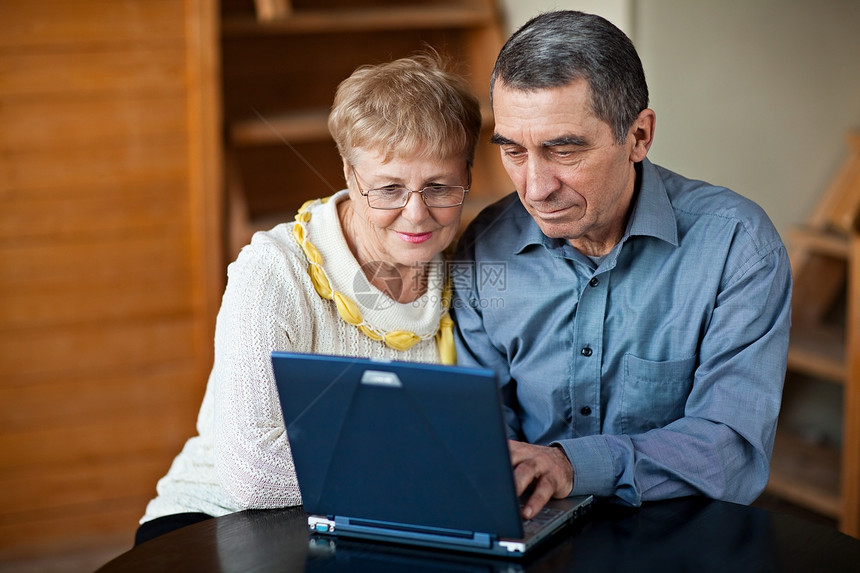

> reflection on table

[{"left": 98, "top": 497, "right": 860, "bottom": 572}]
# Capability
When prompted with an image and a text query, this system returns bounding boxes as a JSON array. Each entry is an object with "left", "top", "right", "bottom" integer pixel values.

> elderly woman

[{"left": 135, "top": 53, "right": 482, "bottom": 544}]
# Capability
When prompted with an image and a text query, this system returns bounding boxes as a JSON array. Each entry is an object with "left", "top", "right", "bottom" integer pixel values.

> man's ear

[{"left": 629, "top": 108, "right": 656, "bottom": 162}]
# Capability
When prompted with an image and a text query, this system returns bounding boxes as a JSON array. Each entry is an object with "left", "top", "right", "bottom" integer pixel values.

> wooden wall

[{"left": 0, "top": 0, "right": 221, "bottom": 559}]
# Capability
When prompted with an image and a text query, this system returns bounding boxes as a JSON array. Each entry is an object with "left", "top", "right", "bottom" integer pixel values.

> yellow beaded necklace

[{"left": 292, "top": 196, "right": 456, "bottom": 365}]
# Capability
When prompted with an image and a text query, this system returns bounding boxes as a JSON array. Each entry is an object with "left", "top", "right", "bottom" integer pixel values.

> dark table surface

[{"left": 97, "top": 497, "right": 860, "bottom": 572}]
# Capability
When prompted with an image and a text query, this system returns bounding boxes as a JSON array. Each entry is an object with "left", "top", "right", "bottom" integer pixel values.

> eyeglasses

[{"left": 351, "top": 166, "right": 470, "bottom": 210}]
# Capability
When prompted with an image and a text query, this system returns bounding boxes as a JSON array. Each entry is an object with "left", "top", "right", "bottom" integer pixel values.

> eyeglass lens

[{"left": 366, "top": 186, "right": 466, "bottom": 209}]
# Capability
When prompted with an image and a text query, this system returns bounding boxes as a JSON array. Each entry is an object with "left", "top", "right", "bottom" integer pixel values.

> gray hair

[
  {"left": 328, "top": 52, "right": 482, "bottom": 166},
  {"left": 490, "top": 11, "right": 649, "bottom": 144}
]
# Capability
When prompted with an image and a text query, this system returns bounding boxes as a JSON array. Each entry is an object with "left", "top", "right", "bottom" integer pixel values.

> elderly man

[{"left": 451, "top": 10, "right": 791, "bottom": 520}]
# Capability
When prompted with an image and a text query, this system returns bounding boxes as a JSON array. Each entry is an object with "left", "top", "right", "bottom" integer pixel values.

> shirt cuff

[{"left": 552, "top": 435, "right": 619, "bottom": 498}]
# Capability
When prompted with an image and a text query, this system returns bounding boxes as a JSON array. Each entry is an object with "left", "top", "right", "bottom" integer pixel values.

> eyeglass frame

[{"left": 349, "top": 165, "right": 471, "bottom": 210}]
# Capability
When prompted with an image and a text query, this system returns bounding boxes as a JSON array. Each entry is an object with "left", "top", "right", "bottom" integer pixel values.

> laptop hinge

[{"left": 328, "top": 516, "right": 495, "bottom": 549}]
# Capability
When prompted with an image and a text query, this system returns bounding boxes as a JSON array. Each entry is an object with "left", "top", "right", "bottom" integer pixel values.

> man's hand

[{"left": 508, "top": 440, "right": 574, "bottom": 520}]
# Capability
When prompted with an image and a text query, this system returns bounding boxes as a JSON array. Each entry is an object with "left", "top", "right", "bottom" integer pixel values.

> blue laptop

[{"left": 271, "top": 351, "right": 592, "bottom": 558}]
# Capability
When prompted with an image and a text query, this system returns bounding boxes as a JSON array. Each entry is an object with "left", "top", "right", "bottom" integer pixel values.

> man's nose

[{"left": 524, "top": 159, "right": 560, "bottom": 202}]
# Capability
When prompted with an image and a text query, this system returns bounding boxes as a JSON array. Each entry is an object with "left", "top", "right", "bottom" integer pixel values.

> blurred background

[{"left": 1, "top": 0, "right": 858, "bottom": 570}]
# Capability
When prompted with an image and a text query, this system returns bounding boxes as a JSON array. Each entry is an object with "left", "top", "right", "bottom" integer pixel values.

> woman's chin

[{"left": 387, "top": 242, "right": 443, "bottom": 268}]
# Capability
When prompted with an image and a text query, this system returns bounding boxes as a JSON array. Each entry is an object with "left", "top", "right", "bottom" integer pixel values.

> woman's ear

[
  {"left": 629, "top": 108, "right": 656, "bottom": 163},
  {"left": 342, "top": 159, "right": 351, "bottom": 186}
]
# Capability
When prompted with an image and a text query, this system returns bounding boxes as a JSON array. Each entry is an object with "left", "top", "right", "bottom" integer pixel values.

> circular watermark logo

[{"left": 353, "top": 261, "right": 403, "bottom": 311}]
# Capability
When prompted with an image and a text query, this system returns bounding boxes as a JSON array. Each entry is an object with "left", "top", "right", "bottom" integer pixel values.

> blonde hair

[{"left": 328, "top": 52, "right": 482, "bottom": 166}]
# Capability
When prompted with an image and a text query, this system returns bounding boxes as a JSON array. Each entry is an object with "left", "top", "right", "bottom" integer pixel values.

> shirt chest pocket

[{"left": 621, "top": 354, "right": 696, "bottom": 434}]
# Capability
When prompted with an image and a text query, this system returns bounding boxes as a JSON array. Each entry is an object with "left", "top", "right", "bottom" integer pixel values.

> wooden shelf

[
  {"left": 230, "top": 106, "right": 495, "bottom": 148},
  {"left": 230, "top": 109, "right": 330, "bottom": 146},
  {"left": 790, "top": 227, "right": 851, "bottom": 259},
  {"left": 768, "top": 429, "right": 841, "bottom": 519},
  {"left": 220, "top": 0, "right": 509, "bottom": 261},
  {"left": 787, "top": 323, "right": 846, "bottom": 383},
  {"left": 222, "top": 5, "right": 495, "bottom": 36},
  {"left": 769, "top": 130, "right": 860, "bottom": 537}
]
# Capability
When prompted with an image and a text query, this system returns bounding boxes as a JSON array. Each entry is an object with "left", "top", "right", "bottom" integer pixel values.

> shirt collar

[
  {"left": 514, "top": 157, "right": 679, "bottom": 254},
  {"left": 625, "top": 158, "right": 679, "bottom": 246}
]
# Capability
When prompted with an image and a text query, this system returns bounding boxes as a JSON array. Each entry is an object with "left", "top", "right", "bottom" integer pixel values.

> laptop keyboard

[{"left": 522, "top": 506, "right": 565, "bottom": 535}]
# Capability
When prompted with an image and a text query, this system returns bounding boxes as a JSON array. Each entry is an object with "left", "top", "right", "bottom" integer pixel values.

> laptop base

[{"left": 308, "top": 496, "right": 593, "bottom": 559}]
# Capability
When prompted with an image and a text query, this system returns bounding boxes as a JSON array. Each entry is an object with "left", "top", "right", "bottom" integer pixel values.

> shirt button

[
  {"left": 589, "top": 277, "right": 599, "bottom": 287},
  {"left": 581, "top": 347, "right": 593, "bottom": 357},
  {"left": 580, "top": 406, "right": 592, "bottom": 416}
]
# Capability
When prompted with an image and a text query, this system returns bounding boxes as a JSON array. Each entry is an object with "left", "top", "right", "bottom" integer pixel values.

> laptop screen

[{"left": 272, "top": 352, "right": 524, "bottom": 539}]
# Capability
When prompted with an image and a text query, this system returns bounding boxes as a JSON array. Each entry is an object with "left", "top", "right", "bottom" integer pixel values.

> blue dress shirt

[{"left": 451, "top": 158, "right": 792, "bottom": 506}]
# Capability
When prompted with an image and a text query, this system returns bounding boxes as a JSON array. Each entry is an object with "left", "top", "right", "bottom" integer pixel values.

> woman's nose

[{"left": 399, "top": 190, "right": 431, "bottom": 222}]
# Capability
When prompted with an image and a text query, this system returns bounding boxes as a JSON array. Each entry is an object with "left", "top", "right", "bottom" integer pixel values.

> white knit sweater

[{"left": 141, "top": 191, "right": 445, "bottom": 522}]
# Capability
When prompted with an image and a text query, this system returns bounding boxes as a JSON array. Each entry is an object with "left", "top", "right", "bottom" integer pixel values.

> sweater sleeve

[{"left": 211, "top": 230, "right": 314, "bottom": 509}]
